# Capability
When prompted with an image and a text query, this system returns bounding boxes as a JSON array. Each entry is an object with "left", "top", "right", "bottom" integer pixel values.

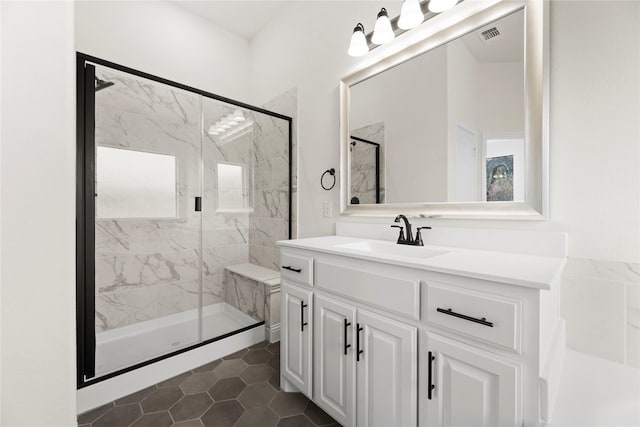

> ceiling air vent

[{"left": 479, "top": 27, "right": 500, "bottom": 42}]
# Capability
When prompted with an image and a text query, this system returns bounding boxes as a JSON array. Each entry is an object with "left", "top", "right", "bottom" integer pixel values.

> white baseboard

[
  {"left": 77, "top": 325, "right": 265, "bottom": 414},
  {"left": 267, "top": 323, "right": 280, "bottom": 343},
  {"left": 540, "top": 318, "right": 566, "bottom": 423}
]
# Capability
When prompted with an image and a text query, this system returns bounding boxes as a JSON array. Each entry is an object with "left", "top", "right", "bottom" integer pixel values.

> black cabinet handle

[
  {"left": 356, "top": 323, "right": 364, "bottom": 362},
  {"left": 428, "top": 351, "right": 435, "bottom": 400},
  {"left": 300, "top": 301, "right": 308, "bottom": 332},
  {"left": 436, "top": 307, "right": 494, "bottom": 327},
  {"left": 195, "top": 196, "right": 202, "bottom": 212},
  {"left": 344, "top": 318, "right": 352, "bottom": 355},
  {"left": 282, "top": 265, "right": 302, "bottom": 273}
]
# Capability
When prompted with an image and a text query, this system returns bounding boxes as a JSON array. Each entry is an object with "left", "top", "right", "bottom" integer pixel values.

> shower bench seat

[{"left": 224, "top": 263, "right": 282, "bottom": 343}]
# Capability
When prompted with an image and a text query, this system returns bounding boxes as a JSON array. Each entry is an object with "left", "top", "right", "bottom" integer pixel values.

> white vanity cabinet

[
  {"left": 279, "top": 235, "right": 565, "bottom": 427},
  {"left": 314, "top": 294, "right": 417, "bottom": 427},
  {"left": 281, "top": 280, "right": 313, "bottom": 397},
  {"left": 421, "top": 332, "right": 521, "bottom": 427}
]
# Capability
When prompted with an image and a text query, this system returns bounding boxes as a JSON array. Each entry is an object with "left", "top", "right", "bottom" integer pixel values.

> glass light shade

[
  {"left": 372, "top": 8, "right": 394, "bottom": 45},
  {"left": 398, "top": 0, "right": 424, "bottom": 29},
  {"left": 428, "top": 0, "right": 459, "bottom": 13},
  {"left": 348, "top": 24, "right": 368, "bottom": 57},
  {"left": 233, "top": 109, "right": 245, "bottom": 121}
]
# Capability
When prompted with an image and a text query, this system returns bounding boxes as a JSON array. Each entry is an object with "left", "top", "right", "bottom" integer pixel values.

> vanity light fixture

[
  {"left": 398, "top": 0, "right": 424, "bottom": 30},
  {"left": 348, "top": 23, "right": 369, "bottom": 57},
  {"left": 372, "top": 8, "right": 394, "bottom": 45},
  {"left": 347, "top": 0, "right": 463, "bottom": 56},
  {"left": 428, "top": 0, "right": 459, "bottom": 13}
]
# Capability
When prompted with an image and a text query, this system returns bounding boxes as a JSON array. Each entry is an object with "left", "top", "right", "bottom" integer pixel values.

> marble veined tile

[
  {"left": 224, "top": 271, "right": 264, "bottom": 321},
  {"left": 203, "top": 274, "right": 224, "bottom": 306},
  {"left": 249, "top": 217, "right": 288, "bottom": 249},
  {"left": 95, "top": 287, "right": 155, "bottom": 332},
  {"left": 96, "top": 67, "right": 200, "bottom": 126},
  {"left": 249, "top": 246, "right": 280, "bottom": 272},
  {"left": 96, "top": 249, "right": 200, "bottom": 293},
  {"left": 255, "top": 189, "right": 288, "bottom": 219},
  {"left": 156, "top": 281, "right": 200, "bottom": 318},
  {"left": 95, "top": 107, "right": 131, "bottom": 148},
  {"left": 563, "top": 258, "right": 640, "bottom": 284},
  {"left": 202, "top": 245, "right": 248, "bottom": 278}
]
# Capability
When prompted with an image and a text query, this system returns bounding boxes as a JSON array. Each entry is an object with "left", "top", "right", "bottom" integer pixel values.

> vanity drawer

[
  {"left": 281, "top": 252, "right": 314, "bottom": 286},
  {"left": 316, "top": 261, "right": 420, "bottom": 319},
  {"left": 425, "top": 282, "right": 522, "bottom": 353}
]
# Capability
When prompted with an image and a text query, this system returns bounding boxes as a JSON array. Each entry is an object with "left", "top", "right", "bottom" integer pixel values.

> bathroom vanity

[{"left": 279, "top": 225, "right": 566, "bottom": 427}]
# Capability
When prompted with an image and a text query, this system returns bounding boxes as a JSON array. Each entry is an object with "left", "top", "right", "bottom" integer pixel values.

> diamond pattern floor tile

[{"left": 77, "top": 341, "right": 339, "bottom": 427}]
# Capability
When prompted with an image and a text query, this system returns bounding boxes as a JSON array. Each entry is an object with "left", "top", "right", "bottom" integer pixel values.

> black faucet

[
  {"left": 391, "top": 215, "right": 431, "bottom": 246},
  {"left": 394, "top": 215, "right": 414, "bottom": 244}
]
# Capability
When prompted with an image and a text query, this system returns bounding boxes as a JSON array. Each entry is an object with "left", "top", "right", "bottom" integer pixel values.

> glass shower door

[{"left": 92, "top": 64, "right": 202, "bottom": 378}]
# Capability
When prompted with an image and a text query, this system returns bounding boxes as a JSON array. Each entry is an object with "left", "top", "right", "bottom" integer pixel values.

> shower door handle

[
  {"left": 300, "top": 301, "right": 308, "bottom": 332},
  {"left": 195, "top": 197, "right": 202, "bottom": 212}
]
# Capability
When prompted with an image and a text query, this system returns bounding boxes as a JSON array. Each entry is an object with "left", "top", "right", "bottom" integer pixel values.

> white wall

[
  {"left": 0, "top": 1, "right": 77, "bottom": 425},
  {"left": 350, "top": 46, "right": 448, "bottom": 203},
  {"left": 75, "top": 0, "right": 252, "bottom": 101},
  {"left": 249, "top": 0, "right": 640, "bottom": 264}
]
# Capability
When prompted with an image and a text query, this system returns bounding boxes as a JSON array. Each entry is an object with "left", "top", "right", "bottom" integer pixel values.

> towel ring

[{"left": 321, "top": 168, "right": 336, "bottom": 191}]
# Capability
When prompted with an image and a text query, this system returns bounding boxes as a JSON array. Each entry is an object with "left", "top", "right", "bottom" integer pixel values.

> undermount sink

[{"left": 335, "top": 239, "right": 448, "bottom": 259}]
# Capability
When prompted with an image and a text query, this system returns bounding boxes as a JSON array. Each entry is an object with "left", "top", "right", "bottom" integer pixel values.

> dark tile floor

[{"left": 77, "top": 341, "right": 339, "bottom": 427}]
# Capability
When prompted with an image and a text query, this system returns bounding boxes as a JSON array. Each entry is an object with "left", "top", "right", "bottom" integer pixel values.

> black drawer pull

[
  {"left": 436, "top": 307, "right": 494, "bottom": 327},
  {"left": 344, "top": 318, "right": 352, "bottom": 355},
  {"left": 428, "top": 351, "right": 435, "bottom": 400},
  {"left": 282, "top": 265, "right": 302, "bottom": 273},
  {"left": 356, "top": 323, "right": 364, "bottom": 362}
]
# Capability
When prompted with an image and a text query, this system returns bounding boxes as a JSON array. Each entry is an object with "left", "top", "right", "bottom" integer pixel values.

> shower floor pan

[{"left": 95, "top": 302, "right": 257, "bottom": 377}]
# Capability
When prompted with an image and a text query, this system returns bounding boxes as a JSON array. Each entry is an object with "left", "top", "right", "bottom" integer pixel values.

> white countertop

[{"left": 278, "top": 236, "right": 566, "bottom": 290}]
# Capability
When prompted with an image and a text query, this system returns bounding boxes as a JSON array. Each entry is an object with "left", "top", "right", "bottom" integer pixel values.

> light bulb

[
  {"left": 348, "top": 23, "right": 369, "bottom": 57},
  {"left": 428, "top": 0, "right": 459, "bottom": 13},
  {"left": 399, "top": 0, "right": 424, "bottom": 29},
  {"left": 372, "top": 8, "right": 394, "bottom": 45}
]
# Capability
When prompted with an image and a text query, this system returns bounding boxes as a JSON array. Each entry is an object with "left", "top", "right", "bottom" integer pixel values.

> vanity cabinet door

[
  {"left": 421, "top": 332, "right": 521, "bottom": 427},
  {"left": 314, "top": 294, "right": 357, "bottom": 427},
  {"left": 281, "top": 280, "right": 313, "bottom": 398},
  {"left": 356, "top": 308, "right": 417, "bottom": 427}
]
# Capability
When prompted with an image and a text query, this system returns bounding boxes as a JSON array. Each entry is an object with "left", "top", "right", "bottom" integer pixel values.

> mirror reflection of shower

[{"left": 94, "top": 76, "right": 115, "bottom": 92}]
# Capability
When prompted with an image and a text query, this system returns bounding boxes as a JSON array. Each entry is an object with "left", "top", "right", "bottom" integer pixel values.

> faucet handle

[
  {"left": 391, "top": 225, "right": 405, "bottom": 244},
  {"left": 414, "top": 226, "right": 432, "bottom": 246}
]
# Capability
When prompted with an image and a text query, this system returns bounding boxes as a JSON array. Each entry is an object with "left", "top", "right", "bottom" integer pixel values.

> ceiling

[
  {"left": 172, "top": 1, "right": 291, "bottom": 40},
  {"left": 461, "top": 9, "right": 524, "bottom": 63}
]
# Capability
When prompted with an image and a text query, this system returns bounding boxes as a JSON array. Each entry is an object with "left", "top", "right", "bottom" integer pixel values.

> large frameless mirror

[{"left": 340, "top": 0, "right": 548, "bottom": 219}]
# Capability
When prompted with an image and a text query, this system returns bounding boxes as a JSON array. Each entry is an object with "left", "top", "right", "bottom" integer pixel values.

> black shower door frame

[{"left": 76, "top": 52, "right": 293, "bottom": 388}]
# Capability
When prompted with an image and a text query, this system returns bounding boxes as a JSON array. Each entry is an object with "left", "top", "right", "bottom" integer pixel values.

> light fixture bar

[{"left": 363, "top": 0, "right": 457, "bottom": 50}]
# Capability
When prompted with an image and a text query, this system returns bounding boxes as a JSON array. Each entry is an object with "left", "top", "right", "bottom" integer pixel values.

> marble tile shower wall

[
  {"left": 94, "top": 69, "right": 204, "bottom": 332},
  {"left": 94, "top": 69, "right": 294, "bottom": 333},
  {"left": 561, "top": 258, "right": 640, "bottom": 368},
  {"left": 351, "top": 122, "right": 385, "bottom": 204},
  {"left": 249, "top": 88, "right": 298, "bottom": 270}
]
